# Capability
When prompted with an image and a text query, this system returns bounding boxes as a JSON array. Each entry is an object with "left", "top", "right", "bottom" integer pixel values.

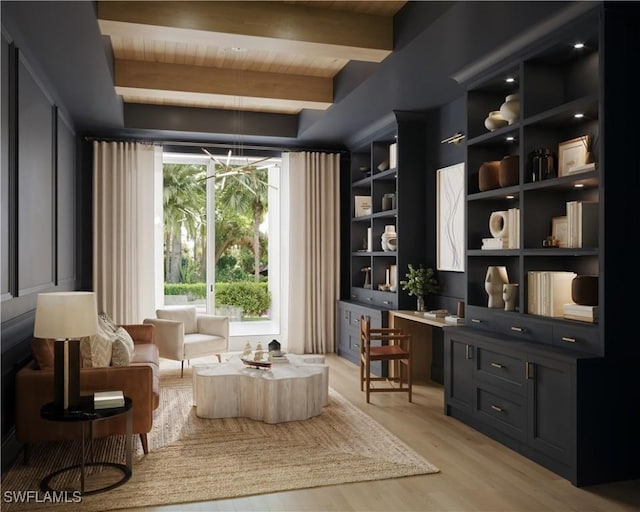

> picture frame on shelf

[
  {"left": 436, "top": 162, "right": 465, "bottom": 272},
  {"left": 558, "top": 136, "right": 588, "bottom": 177},
  {"left": 552, "top": 215, "right": 568, "bottom": 248},
  {"left": 354, "top": 195, "right": 371, "bottom": 217}
]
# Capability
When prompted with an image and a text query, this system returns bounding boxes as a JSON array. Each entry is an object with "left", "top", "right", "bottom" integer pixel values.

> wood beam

[
  {"left": 98, "top": 1, "right": 393, "bottom": 62},
  {"left": 115, "top": 59, "right": 332, "bottom": 111}
]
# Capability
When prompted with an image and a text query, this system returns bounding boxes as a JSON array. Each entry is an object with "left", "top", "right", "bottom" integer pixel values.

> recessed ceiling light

[
  {"left": 574, "top": 183, "right": 585, "bottom": 188},
  {"left": 574, "top": 113, "right": 585, "bottom": 119},
  {"left": 574, "top": 42, "right": 585, "bottom": 49},
  {"left": 506, "top": 136, "right": 515, "bottom": 141},
  {"left": 506, "top": 195, "right": 515, "bottom": 199},
  {"left": 505, "top": 77, "right": 515, "bottom": 83}
]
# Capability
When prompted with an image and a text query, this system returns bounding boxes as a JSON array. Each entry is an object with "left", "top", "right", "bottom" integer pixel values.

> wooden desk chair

[{"left": 359, "top": 315, "right": 412, "bottom": 403}]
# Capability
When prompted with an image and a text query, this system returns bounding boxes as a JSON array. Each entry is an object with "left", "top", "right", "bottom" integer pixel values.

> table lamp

[{"left": 34, "top": 292, "right": 98, "bottom": 410}]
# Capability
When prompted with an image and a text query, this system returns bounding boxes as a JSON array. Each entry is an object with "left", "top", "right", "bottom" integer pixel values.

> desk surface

[{"left": 389, "top": 310, "right": 462, "bottom": 329}]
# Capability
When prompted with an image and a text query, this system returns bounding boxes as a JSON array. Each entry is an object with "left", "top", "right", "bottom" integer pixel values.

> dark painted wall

[{"left": 1, "top": 26, "right": 83, "bottom": 471}]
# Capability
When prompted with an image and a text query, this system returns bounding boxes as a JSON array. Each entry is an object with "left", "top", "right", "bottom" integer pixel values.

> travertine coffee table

[{"left": 192, "top": 354, "right": 329, "bottom": 423}]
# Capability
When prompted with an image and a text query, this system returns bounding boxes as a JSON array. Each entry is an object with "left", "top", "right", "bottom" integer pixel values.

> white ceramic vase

[
  {"left": 499, "top": 94, "right": 520, "bottom": 125},
  {"left": 484, "top": 110, "right": 508, "bottom": 131},
  {"left": 502, "top": 283, "right": 519, "bottom": 311},
  {"left": 381, "top": 225, "right": 397, "bottom": 252},
  {"left": 485, "top": 266, "right": 509, "bottom": 308}
]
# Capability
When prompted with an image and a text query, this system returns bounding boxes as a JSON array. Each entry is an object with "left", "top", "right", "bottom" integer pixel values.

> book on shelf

[
  {"left": 389, "top": 142, "right": 398, "bottom": 169},
  {"left": 566, "top": 162, "right": 597, "bottom": 175},
  {"left": 507, "top": 208, "right": 520, "bottom": 249},
  {"left": 94, "top": 390, "right": 125, "bottom": 409},
  {"left": 566, "top": 200, "right": 598, "bottom": 248},
  {"left": 563, "top": 304, "right": 598, "bottom": 322},
  {"left": 444, "top": 315, "right": 464, "bottom": 324},
  {"left": 527, "top": 271, "right": 576, "bottom": 317},
  {"left": 482, "top": 237, "right": 509, "bottom": 250}
]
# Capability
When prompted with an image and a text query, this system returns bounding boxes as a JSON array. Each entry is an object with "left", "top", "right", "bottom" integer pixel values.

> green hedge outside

[{"left": 164, "top": 282, "right": 270, "bottom": 317}]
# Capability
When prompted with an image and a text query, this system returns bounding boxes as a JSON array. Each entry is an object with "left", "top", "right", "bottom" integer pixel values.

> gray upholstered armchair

[{"left": 144, "top": 306, "right": 229, "bottom": 377}]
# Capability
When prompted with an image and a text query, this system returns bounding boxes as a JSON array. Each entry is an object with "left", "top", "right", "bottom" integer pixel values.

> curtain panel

[
  {"left": 92, "top": 141, "right": 159, "bottom": 324},
  {"left": 286, "top": 152, "right": 341, "bottom": 354}
]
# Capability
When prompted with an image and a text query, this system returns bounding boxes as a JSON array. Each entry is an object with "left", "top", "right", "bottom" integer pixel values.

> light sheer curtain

[
  {"left": 93, "top": 141, "right": 160, "bottom": 324},
  {"left": 285, "top": 152, "right": 341, "bottom": 354}
]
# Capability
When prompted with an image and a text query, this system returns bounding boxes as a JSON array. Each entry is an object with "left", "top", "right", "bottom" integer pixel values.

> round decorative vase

[
  {"left": 416, "top": 296, "right": 425, "bottom": 312},
  {"left": 499, "top": 94, "right": 520, "bottom": 125},
  {"left": 571, "top": 275, "right": 598, "bottom": 306},
  {"left": 381, "top": 225, "right": 397, "bottom": 252},
  {"left": 499, "top": 155, "right": 519, "bottom": 187},
  {"left": 485, "top": 266, "right": 509, "bottom": 308},
  {"left": 484, "top": 110, "right": 508, "bottom": 131},
  {"left": 478, "top": 161, "right": 501, "bottom": 191}
]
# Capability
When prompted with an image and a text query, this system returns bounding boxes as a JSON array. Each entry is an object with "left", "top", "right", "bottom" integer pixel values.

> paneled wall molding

[{"left": 0, "top": 309, "right": 35, "bottom": 352}]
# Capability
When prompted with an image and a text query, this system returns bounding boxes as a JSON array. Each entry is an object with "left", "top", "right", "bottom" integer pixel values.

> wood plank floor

[{"left": 130, "top": 354, "right": 640, "bottom": 511}]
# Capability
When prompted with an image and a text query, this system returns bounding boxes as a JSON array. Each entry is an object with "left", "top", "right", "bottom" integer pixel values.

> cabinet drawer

[
  {"left": 476, "top": 386, "right": 526, "bottom": 442},
  {"left": 552, "top": 323, "right": 601, "bottom": 354},
  {"left": 465, "top": 306, "right": 495, "bottom": 331},
  {"left": 495, "top": 315, "right": 553, "bottom": 345},
  {"left": 476, "top": 346, "right": 526, "bottom": 395}
]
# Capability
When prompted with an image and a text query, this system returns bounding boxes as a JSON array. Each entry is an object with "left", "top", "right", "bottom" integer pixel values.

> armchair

[{"left": 144, "top": 306, "right": 229, "bottom": 377}]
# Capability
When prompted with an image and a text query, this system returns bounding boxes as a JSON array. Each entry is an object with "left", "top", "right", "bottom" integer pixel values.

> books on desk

[
  {"left": 94, "top": 390, "right": 124, "bottom": 409},
  {"left": 445, "top": 315, "right": 465, "bottom": 324},
  {"left": 423, "top": 309, "right": 448, "bottom": 319}
]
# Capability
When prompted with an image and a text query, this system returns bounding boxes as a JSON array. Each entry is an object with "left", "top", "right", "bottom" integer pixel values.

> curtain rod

[{"left": 83, "top": 136, "right": 348, "bottom": 154}]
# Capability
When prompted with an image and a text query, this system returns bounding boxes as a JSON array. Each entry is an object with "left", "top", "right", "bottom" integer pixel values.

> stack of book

[
  {"left": 482, "top": 237, "right": 509, "bottom": 249},
  {"left": 423, "top": 309, "right": 448, "bottom": 319},
  {"left": 566, "top": 200, "right": 598, "bottom": 248},
  {"left": 269, "top": 354, "right": 289, "bottom": 364},
  {"left": 94, "top": 390, "right": 125, "bottom": 409},
  {"left": 566, "top": 161, "right": 597, "bottom": 175},
  {"left": 444, "top": 315, "right": 464, "bottom": 324},
  {"left": 527, "top": 271, "right": 576, "bottom": 317},
  {"left": 563, "top": 304, "right": 598, "bottom": 323}
]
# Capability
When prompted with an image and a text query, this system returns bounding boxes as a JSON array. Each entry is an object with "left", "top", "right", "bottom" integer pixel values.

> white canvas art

[{"left": 437, "top": 163, "right": 465, "bottom": 272}]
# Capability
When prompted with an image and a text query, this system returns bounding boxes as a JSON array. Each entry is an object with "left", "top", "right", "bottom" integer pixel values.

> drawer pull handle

[
  {"left": 354, "top": 343, "right": 360, "bottom": 348},
  {"left": 382, "top": 301, "right": 391, "bottom": 305},
  {"left": 366, "top": 297, "right": 373, "bottom": 302},
  {"left": 511, "top": 326, "right": 524, "bottom": 332},
  {"left": 465, "top": 345, "right": 473, "bottom": 360},
  {"left": 490, "top": 362, "right": 503, "bottom": 369},
  {"left": 471, "top": 318, "right": 481, "bottom": 323},
  {"left": 491, "top": 405, "right": 503, "bottom": 413},
  {"left": 525, "top": 361, "right": 534, "bottom": 380},
  {"left": 351, "top": 294, "right": 357, "bottom": 299},
  {"left": 562, "top": 337, "right": 577, "bottom": 343}
]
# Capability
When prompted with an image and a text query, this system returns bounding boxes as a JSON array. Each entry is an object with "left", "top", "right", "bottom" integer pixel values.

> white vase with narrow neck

[
  {"left": 485, "top": 266, "right": 509, "bottom": 308},
  {"left": 500, "top": 94, "right": 520, "bottom": 125}
]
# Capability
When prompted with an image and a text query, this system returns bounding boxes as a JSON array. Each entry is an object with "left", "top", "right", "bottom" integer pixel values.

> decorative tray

[{"left": 241, "top": 358, "right": 272, "bottom": 369}]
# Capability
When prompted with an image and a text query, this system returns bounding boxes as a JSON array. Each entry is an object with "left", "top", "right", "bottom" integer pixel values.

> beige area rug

[{"left": 2, "top": 367, "right": 439, "bottom": 511}]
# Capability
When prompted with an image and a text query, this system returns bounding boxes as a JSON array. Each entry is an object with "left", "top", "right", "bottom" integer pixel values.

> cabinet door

[
  {"left": 526, "top": 354, "right": 574, "bottom": 466},
  {"left": 444, "top": 334, "right": 475, "bottom": 414}
]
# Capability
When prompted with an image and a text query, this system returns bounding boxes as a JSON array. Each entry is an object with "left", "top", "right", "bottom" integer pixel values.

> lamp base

[{"left": 54, "top": 339, "right": 80, "bottom": 409}]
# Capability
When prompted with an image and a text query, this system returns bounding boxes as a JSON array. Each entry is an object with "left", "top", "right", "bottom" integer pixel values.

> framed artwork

[
  {"left": 437, "top": 163, "right": 465, "bottom": 272},
  {"left": 558, "top": 136, "right": 588, "bottom": 176},
  {"left": 354, "top": 195, "right": 371, "bottom": 217},
  {"left": 552, "top": 216, "right": 568, "bottom": 248}
]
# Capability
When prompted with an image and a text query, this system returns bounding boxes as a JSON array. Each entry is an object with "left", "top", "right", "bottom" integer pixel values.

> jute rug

[{"left": 2, "top": 366, "right": 439, "bottom": 511}]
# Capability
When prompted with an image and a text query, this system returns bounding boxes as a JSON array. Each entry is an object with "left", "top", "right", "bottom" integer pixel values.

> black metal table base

[{"left": 40, "top": 462, "right": 132, "bottom": 496}]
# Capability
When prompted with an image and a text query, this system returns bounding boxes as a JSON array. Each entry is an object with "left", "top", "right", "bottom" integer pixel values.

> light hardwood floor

[{"left": 133, "top": 354, "right": 640, "bottom": 512}]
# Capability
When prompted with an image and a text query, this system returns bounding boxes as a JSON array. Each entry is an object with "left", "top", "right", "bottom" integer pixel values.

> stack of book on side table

[
  {"left": 269, "top": 353, "right": 289, "bottom": 364},
  {"left": 563, "top": 304, "right": 598, "bottom": 323},
  {"left": 94, "top": 390, "right": 125, "bottom": 409},
  {"left": 444, "top": 315, "right": 465, "bottom": 325}
]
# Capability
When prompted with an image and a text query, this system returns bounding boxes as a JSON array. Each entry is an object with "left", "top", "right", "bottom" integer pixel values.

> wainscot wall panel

[
  {"left": 57, "top": 113, "right": 76, "bottom": 285},
  {"left": 17, "top": 52, "right": 55, "bottom": 297}
]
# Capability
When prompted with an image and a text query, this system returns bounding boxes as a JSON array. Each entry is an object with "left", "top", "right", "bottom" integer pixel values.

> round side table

[{"left": 40, "top": 395, "right": 133, "bottom": 495}]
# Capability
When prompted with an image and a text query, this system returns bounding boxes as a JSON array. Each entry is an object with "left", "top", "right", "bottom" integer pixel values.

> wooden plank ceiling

[{"left": 97, "top": 1, "right": 406, "bottom": 114}]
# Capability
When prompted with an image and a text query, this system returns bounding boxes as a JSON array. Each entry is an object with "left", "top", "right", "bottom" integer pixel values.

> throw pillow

[
  {"left": 98, "top": 310, "right": 118, "bottom": 333},
  {"left": 80, "top": 319, "right": 113, "bottom": 368},
  {"left": 157, "top": 306, "right": 198, "bottom": 334},
  {"left": 111, "top": 327, "right": 135, "bottom": 367},
  {"left": 31, "top": 338, "right": 54, "bottom": 370}
]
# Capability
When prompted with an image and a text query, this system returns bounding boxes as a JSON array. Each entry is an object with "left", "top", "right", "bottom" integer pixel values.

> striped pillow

[{"left": 111, "top": 327, "right": 135, "bottom": 366}]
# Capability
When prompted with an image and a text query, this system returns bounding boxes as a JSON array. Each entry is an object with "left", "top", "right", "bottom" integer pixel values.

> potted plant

[{"left": 400, "top": 264, "right": 439, "bottom": 311}]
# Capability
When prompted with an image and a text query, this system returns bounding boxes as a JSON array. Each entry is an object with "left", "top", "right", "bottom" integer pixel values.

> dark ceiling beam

[{"left": 97, "top": 1, "right": 393, "bottom": 62}]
